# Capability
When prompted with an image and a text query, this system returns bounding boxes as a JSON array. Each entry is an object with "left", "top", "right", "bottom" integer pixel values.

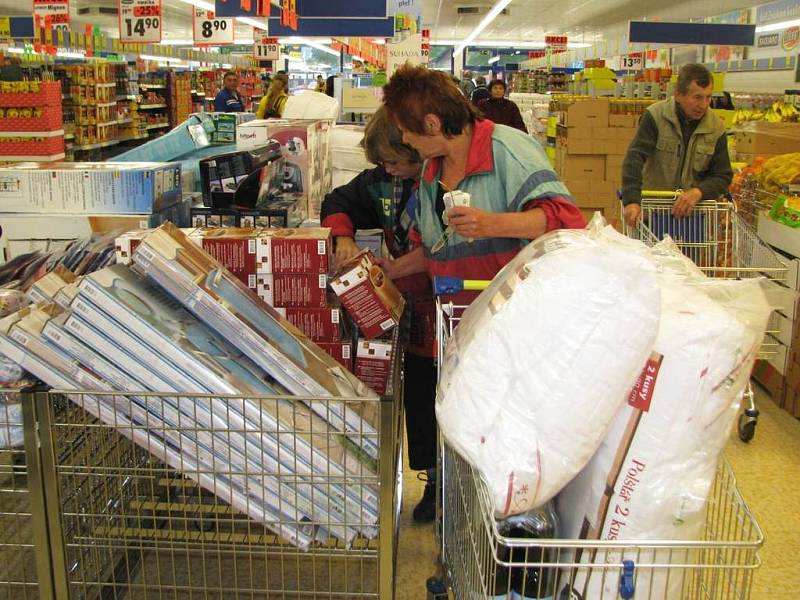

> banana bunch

[
  {"left": 733, "top": 109, "right": 765, "bottom": 125},
  {"left": 771, "top": 100, "right": 799, "bottom": 122},
  {"left": 733, "top": 101, "right": 799, "bottom": 125},
  {"left": 758, "top": 153, "right": 800, "bottom": 193}
]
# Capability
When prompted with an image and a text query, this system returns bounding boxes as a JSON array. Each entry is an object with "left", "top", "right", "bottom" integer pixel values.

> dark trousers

[{"left": 403, "top": 352, "right": 437, "bottom": 471}]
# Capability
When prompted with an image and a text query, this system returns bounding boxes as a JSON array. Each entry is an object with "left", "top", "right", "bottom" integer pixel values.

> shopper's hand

[
  {"left": 624, "top": 203, "right": 642, "bottom": 227},
  {"left": 334, "top": 236, "right": 359, "bottom": 268},
  {"left": 446, "top": 206, "right": 494, "bottom": 239},
  {"left": 372, "top": 255, "right": 399, "bottom": 279},
  {"left": 672, "top": 188, "right": 703, "bottom": 218}
]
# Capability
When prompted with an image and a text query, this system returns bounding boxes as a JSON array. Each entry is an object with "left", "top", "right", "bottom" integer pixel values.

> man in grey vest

[{"left": 621, "top": 64, "right": 732, "bottom": 226}]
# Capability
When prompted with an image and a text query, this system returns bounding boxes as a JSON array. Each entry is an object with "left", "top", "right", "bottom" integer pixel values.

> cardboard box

[
  {"left": 734, "top": 122, "right": 800, "bottom": 155},
  {"left": 354, "top": 338, "right": 394, "bottom": 395},
  {"left": 28, "top": 266, "right": 77, "bottom": 303},
  {"left": 561, "top": 99, "right": 609, "bottom": 129},
  {"left": 605, "top": 154, "right": 625, "bottom": 181},
  {"left": 276, "top": 307, "right": 343, "bottom": 341},
  {"left": 329, "top": 250, "right": 405, "bottom": 339},
  {"left": 317, "top": 341, "right": 353, "bottom": 371},
  {"left": 257, "top": 273, "right": 328, "bottom": 308},
  {"left": 609, "top": 114, "right": 639, "bottom": 128},
  {"left": 0, "top": 162, "right": 182, "bottom": 214},
  {"left": 558, "top": 154, "right": 606, "bottom": 180}
]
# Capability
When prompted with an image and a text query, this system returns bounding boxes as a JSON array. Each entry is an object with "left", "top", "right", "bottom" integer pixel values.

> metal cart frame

[
  {"left": 0, "top": 381, "right": 402, "bottom": 599},
  {"left": 623, "top": 195, "right": 789, "bottom": 442},
  {"left": 432, "top": 252, "right": 765, "bottom": 599}
]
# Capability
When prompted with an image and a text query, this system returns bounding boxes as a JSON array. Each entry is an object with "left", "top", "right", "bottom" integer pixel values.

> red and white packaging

[
  {"left": 274, "top": 307, "right": 343, "bottom": 341},
  {"left": 257, "top": 273, "right": 328, "bottom": 308},
  {"left": 354, "top": 338, "right": 394, "bottom": 395},
  {"left": 116, "top": 228, "right": 197, "bottom": 266},
  {"left": 317, "top": 341, "right": 353, "bottom": 371},
  {"left": 329, "top": 250, "right": 405, "bottom": 339}
]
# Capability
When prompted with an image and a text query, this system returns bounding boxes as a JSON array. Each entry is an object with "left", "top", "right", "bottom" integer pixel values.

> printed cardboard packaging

[{"left": 354, "top": 338, "right": 394, "bottom": 395}]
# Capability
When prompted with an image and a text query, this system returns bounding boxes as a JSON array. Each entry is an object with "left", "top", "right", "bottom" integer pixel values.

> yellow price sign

[{"left": 0, "top": 17, "right": 10, "bottom": 40}]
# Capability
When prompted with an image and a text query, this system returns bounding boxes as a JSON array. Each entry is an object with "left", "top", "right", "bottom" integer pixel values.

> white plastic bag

[
  {"left": 436, "top": 227, "right": 661, "bottom": 517},
  {"left": 282, "top": 91, "right": 339, "bottom": 120},
  {"left": 556, "top": 232, "right": 773, "bottom": 600}
]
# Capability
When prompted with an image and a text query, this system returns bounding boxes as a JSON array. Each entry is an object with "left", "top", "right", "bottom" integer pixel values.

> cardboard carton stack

[
  {"left": 236, "top": 119, "right": 333, "bottom": 221},
  {"left": 554, "top": 99, "right": 639, "bottom": 226},
  {"left": 732, "top": 121, "right": 800, "bottom": 164}
]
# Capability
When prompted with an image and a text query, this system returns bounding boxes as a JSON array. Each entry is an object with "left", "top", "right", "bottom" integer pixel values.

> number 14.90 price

[{"left": 124, "top": 17, "right": 159, "bottom": 38}]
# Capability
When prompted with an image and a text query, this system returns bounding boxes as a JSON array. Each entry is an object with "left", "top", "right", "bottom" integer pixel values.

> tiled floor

[{"left": 394, "top": 387, "right": 800, "bottom": 599}]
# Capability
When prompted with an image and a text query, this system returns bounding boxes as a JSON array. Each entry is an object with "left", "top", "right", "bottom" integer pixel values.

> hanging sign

[
  {"left": 0, "top": 17, "right": 10, "bottom": 42},
  {"left": 119, "top": 0, "right": 162, "bottom": 43},
  {"left": 420, "top": 28, "right": 430, "bottom": 63},
  {"left": 620, "top": 53, "right": 644, "bottom": 70},
  {"left": 254, "top": 34, "right": 280, "bottom": 61},
  {"left": 33, "top": 0, "right": 69, "bottom": 34},
  {"left": 193, "top": 7, "right": 234, "bottom": 45},
  {"left": 545, "top": 35, "right": 568, "bottom": 49},
  {"left": 782, "top": 26, "right": 800, "bottom": 51},
  {"left": 281, "top": 0, "right": 298, "bottom": 31}
]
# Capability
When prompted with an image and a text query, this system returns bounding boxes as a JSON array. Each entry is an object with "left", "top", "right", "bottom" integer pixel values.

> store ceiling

[{"left": 0, "top": 0, "right": 761, "bottom": 46}]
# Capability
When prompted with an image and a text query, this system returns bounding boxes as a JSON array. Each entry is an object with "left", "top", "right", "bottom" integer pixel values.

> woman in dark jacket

[
  {"left": 321, "top": 107, "right": 439, "bottom": 523},
  {"left": 477, "top": 79, "right": 528, "bottom": 133}
]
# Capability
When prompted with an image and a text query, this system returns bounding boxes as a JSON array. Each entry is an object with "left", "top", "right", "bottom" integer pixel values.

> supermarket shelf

[
  {"left": 96, "top": 82, "right": 118, "bottom": 88},
  {"left": 117, "top": 94, "right": 139, "bottom": 101},
  {"left": 146, "top": 122, "right": 170, "bottom": 130},
  {"left": 71, "top": 140, "right": 120, "bottom": 151},
  {"left": 116, "top": 118, "right": 133, "bottom": 125},
  {"left": 139, "top": 103, "right": 167, "bottom": 109},
  {"left": 64, "top": 133, "right": 74, "bottom": 140},
  {"left": 0, "top": 129, "right": 65, "bottom": 138},
  {"left": 119, "top": 134, "right": 149, "bottom": 142},
  {"left": 96, "top": 102, "right": 117, "bottom": 108},
  {"left": 140, "top": 84, "right": 167, "bottom": 90},
  {"left": 0, "top": 152, "right": 65, "bottom": 161},
  {"left": 191, "top": 90, "right": 206, "bottom": 96},
  {"left": 96, "top": 120, "right": 120, "bottom": 127}
]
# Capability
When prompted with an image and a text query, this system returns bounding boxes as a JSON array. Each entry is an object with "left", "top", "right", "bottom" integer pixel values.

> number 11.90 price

[{"left": 124, "top": 17, "right": 159, "bottom": 37}]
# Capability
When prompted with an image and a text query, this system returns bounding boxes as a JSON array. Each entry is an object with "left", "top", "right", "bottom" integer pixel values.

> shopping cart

[
  {"left": 622, "top": 191, "right": 789, "bottom": 442},
  {"left": 427, "top": 274, "right": 764, "bottom": 600}
]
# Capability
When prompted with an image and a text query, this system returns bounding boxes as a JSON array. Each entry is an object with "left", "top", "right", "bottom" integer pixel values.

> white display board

[
  {"left": 192, "top": 8, "right": 234, "bottom": 45},
  {"left": 118, "top": 0, "right": 162, "bottom": 43}
]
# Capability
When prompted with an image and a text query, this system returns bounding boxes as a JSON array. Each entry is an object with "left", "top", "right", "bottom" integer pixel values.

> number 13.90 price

[{"left": 124, "top": 17, "right": 159, "bottom": 37}]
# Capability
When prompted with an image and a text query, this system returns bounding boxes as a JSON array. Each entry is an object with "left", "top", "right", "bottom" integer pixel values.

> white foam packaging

[
  {"left": 556, "top": 228, "right": 775, "bottom": 600},
  {"left": 435, "top": 224, "right": 661, "bottom": 518}
]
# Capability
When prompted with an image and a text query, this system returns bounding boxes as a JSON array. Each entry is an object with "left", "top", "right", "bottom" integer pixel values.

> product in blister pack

[
  {"left": 436, "top": 225, "right": 661, "bottom": 518},
  {"left": 556, "top": 229, "right": 774, "bottom": 600}
]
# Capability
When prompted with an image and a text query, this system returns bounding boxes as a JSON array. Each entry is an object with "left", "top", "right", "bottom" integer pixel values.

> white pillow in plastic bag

[
  {"left": 436, "top": 228, "right": 661, "bottom": 517},
  {"left": 330, "top": 125, "right": 373, "bottom": 172},
  {"left": 282, "top": 91, "right": 340, "bottom": 120},
  {"left": 556, "top": 234, "right": 773, "bottom": 600}
]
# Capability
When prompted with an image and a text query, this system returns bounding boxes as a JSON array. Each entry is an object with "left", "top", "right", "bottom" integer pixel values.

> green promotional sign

[{"left": 373, "top": 71, "right": 387, "bottom": 87}]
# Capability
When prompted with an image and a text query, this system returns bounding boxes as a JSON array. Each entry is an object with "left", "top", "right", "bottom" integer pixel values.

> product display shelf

[{"left": 0, "top": 80, "right": 65, "bottom": 162}]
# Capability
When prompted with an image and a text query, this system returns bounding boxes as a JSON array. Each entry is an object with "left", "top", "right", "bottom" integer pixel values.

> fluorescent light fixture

[
  {"left": 175, "top": 0, "right": 214, "bottom": 10},
  {"left": 140, "top": 54, "right": 184, "bottom": 64},
  {"left": 438, "top": 39, "right": 591, "bottom": 49},
  {"left": 163, "top": 38, "right": 257, "bottom": 45},
  {"left": 488, "top": 55, "right": 500, "bottom": 63},
  {"left": 284, "top": 36, "right": 339, "bottom": 56},
  {"left": 755, "top": 18, "right": 800, "bottom": 33},
  {"left": 453, "top": 0, "right": 513, "bottom": 57},
  {"left": 57, "top": 50, "right": 86, "bottom": 59},
  {"left": 372, "top": 38, "right": 386, "bottom": 45}
]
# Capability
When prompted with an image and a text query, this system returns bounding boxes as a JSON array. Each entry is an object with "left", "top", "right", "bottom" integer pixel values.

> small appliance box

[
  {"left": 258, "top": 273, "right": 328, "bottom": 308},
  {"left": 274, "top": 307, "right": 343, "bottom": 341},
  {"left": 354, "top": 338, "right": 394, "bottom": 395},
  {"left": 0, "top": 162, "right": 182, "bottom": 214},
  {"left": 189, "top": 227, "right": 332, "bottom": 275},
  {"left": 317, "top": 341, "right": 353, "bottom": 371},
  {"left": 329, "top": 250, "right": 405, "bottom": 339}
]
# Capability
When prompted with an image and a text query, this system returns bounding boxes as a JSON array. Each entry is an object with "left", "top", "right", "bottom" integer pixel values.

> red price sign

[
  {"left": 545, "top": 35, "right": 568, "bottom": 48},
  {"left": 133, "top": 5, "right": 161, "bottom": 17},
  {"left": 32, "top": 0, "right": 70, "bottom": 32},
  {"left": 119, "top": 0, "right": 162, "bottom": 43}
]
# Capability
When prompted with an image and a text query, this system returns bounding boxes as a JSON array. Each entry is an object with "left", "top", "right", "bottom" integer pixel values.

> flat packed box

[
  {"left": 0, "top": 162, "right": 182, "bottom": 214},
  {"left": 564, "top": 179, "right": 618, "bottom": 209},
  {"left": 354, "top": 338, "right": 394, "bottom": 395},
  {"left": 605, "top": 154, "right": 625, "bottom": 182},
  {"left": 557, "top": 154, "right": 606, "bottom": 180},
  {"left": 275, "top": 307, "right": 343, "bottom": 341},
  {"left": 733, "top": 122, "right": 800, "bottom": 155},
  {"left": 192, "top": 227, "right": 332, "bottom": 275},
  {"left": 330, "top": 250, "right": 405, "bottom": 339},
  {"left": 258, "top": 273, "right": 328, "bottom": 308},
  {"left": 115, "top": 228, "right": 198, "bottom": 266},
  {"left": 609, "top": 114, "right": 639, "bottom": 128},
  {"left": 28, "top": 266, "right": 77, "bottom": 303},
  {"left": 318, "top": 341, "right": 353, "bottom": 370},
  {"left": 560, "top": 99, "right": 609, "bottom": 128}
]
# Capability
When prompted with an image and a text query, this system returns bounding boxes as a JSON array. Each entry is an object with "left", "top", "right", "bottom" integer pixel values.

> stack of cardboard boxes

[
  {"left": 168, "top": 72, "right": 193, "bottom": 129},
  {"left": 554, "top": 99, "right": 639, "bottom": 227},
  {"left": 733, "top": 121, "right": 800, "bottom": 164}
]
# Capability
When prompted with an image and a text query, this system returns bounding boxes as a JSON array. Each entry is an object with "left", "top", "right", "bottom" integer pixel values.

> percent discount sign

[
  {"left": 254, "top": 34, "right": 280, "bottom": 61},
  {"left": 33, "top": 0, "right": 70, "bottom": 34},
  {"left": 193, "top": 7, "right": 234, "bottom": 45},
  {"left": 119, "top": 0, "right": 162, "bottom": 43}
]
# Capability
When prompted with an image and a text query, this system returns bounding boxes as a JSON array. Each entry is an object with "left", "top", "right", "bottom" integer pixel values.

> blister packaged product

[
  {"left": 0, "top": 289, "right": 26, "bottom": 317},
  {"left": 436, "top": 224, "right": 661, "bottom": 518},
  {"left": 557, "top": 229, "right": 774, "bottom": 600}
]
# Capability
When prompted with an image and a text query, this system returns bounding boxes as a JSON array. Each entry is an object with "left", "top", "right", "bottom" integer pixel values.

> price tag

[
  {"left": 620, "top": 53, "right": 644, "bottom": 70},
  {"left": 192, "top": 7, "right": 234, "bottom": 45},
  {"left": 254, "top": 35, "right": 280, "bottom": 61},
  {"left": 118, "top": 0, "right": 162, "bottom": 43},
  {"left": 33, "top": 0, "right": 70, "bottom": 34}
]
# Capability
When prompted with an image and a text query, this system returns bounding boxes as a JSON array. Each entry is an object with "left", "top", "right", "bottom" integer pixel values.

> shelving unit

[{"left": 0, "top": 80, "right": 65, "bottom": 162}]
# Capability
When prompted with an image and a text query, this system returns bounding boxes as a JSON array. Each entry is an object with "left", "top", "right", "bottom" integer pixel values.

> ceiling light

[
  {"left": 57, "top": 50, "right": 86, "bottom": 59},
  {"left": 141, "top": 54, "right": 184, "bottom": 64},
  {"left": 488, "top": 55, "right": 500, "bottom": 63},
  {"left": 755, "top": 18, "right": 800, "bottom": 33},
  {"left": 438, "top": 39, "right": 591, "bottom": 49},
  {"left": 372, "top": 38, "right": 386, "bottom": 45},
  {"left": 284, "top": 36, "right": 339, "bottom": 56},
  {"left": 453, "top": 0, "right": 513, "bottom": 57}
]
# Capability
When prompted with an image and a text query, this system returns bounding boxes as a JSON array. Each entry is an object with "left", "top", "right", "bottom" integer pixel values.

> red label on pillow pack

[{"left": 628, "top": 353, "right": 663, "bottom": 412}]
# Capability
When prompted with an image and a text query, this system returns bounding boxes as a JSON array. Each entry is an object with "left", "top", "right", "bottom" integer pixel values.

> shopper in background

[
  {"left": 459, "top": 70, "right": 476, "bottom": 98},
  {"left": 256, "top": 73, "right": 289, "bottom": 119},
  {"left": 470, "top": 75, "right": 490, "bottom": 105},
  {"left": 320, "top": 107, "right": 439, "bottom": 523},
  {"left": 621, "top": 63, "right": 732, "bottom": 226},
  {"left": 315, "top": 75, "right": 326, "bottom": 93},
  {"left": 213, "top": 71, "right": 244, "bottom": 113},
  {"left": 476, "top": 79, "right": 528, "bottom": 133},
  {"left": 381, "top": 64, "right": 585, "bottom": 307}
]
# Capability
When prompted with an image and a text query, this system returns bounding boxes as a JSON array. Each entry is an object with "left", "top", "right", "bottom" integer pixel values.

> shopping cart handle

[
  {"left": 619, "top": 560, "right": 636, "bottom": 599},
  {"left": 432, "top": 276, "right": 490, "bottom": 296}
]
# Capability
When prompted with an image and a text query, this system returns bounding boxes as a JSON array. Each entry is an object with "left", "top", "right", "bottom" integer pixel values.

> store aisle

[{"left": 394, "top": 389, "right": 800, "bottom": 600}]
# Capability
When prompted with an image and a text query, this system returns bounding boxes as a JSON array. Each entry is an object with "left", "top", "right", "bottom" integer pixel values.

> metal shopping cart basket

[
  {"left": 622, "top": 191, "right": 789, "bottom": 442},
  {"left": 427, "top": 275, "right": 764, "bottom": 600}
]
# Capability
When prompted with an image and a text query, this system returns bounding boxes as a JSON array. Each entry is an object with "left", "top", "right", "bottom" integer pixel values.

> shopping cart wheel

[
  {"left": 425, "top": 576, "right": 448, "bottom": 600},
  {"left": 738, "top": 408, "right": 759, "bottom": 443}
]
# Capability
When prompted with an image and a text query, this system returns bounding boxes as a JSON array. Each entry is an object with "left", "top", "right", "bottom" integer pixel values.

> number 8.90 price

[{"left": 202, "top": 19, "right": 227, "bottom": 38}]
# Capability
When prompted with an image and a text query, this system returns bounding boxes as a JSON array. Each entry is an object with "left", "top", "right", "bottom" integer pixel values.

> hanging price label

[
  {"left": 118, "top": 0, "right": 162, "bottom": 43},
  {"left": 192, "top": 7, "right": 234, "bottom": 45},
  {"left": 254, "top": 35, "right": 280, "bottom": 61},
  {"left": 33, "top": 0, "right": 70, "bottom": 34},
  {"left": 620, "top": 53, "right": 644, "bottom": 70}
]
